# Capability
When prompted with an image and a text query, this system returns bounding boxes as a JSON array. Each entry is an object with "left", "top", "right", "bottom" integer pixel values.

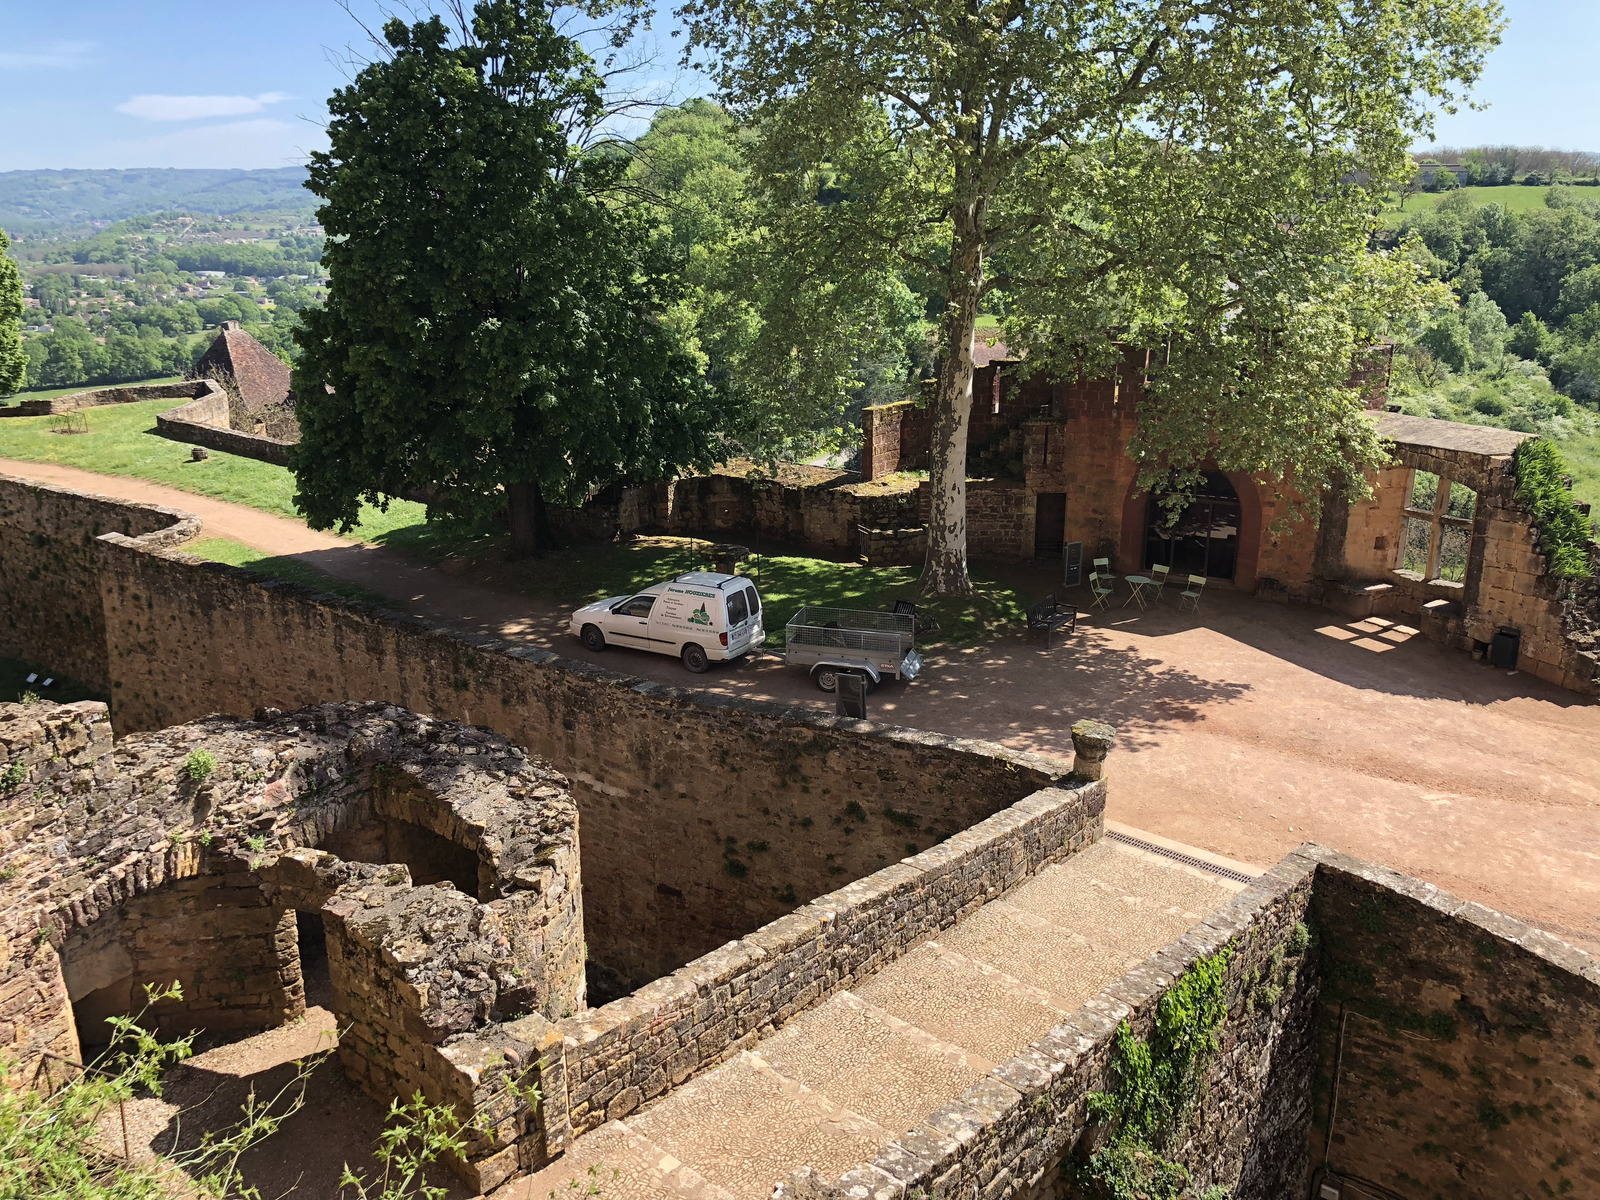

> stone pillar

[{"left": 1070, "top": 720, "right": 1116, "bottom": 780}]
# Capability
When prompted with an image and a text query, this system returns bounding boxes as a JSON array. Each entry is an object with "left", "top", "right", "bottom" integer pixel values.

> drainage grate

[{"left": 1105, "top": 830, "right": 1259, "bottom": 885}]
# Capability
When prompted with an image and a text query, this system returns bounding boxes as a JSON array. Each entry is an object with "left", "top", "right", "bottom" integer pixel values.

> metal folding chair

[
  {"left": 1179, "top": 574, "right": 1207, "bottom": 613},
  {"left": 1089, "top": 571, "right": 1115, "bottom": 611},
  {"left": 1150, "top": 563, "right": 1170, "bottom": 601}
]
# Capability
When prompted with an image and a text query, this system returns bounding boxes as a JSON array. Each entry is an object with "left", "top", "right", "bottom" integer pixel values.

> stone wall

[
  {"left": 1, "top": 379, "right": 212, "bottom": 417},
  {"left": 155, "top": 383, "right": 296, "bottom": 467},
  {"left": 858, "top": 524, "right": 927, "bottom": 567},
  {"left": 0, "top": 472, "right": 199, "bottom": 691},
  {"left": 778, "top": 846, "right": 1325, "bottom": 1200},
  {"left": 1310, "top": 852, "right": 1600, "bottom": 1200},
  {"left": 90, "top": 531, "right": 1065, "bottom": 994},
  {"left": 434, "top": 777, "right": 1104, "bottom": 1186}
]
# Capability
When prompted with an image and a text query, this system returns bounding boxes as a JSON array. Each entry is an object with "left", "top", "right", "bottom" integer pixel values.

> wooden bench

[{"left": 1027, "top": 593, "right": 1076, "bottom": 647}]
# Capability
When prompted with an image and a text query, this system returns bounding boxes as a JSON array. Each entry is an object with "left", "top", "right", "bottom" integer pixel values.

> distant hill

[{"left": 0, "top": 168, "right": 315, "bottom": 235}]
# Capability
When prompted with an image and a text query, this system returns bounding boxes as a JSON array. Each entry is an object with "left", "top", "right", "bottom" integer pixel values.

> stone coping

[{"left": 0, "top": 471, "right": 202, "bottom": 548}]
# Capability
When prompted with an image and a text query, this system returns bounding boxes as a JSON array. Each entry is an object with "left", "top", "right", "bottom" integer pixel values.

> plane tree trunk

[{"left": 506, "top": 481, "right": 555, "bottom": 558}]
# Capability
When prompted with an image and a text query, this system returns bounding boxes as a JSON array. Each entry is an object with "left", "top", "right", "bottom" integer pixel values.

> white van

[{"left": 569, "top": 572, "right": 766, "bottom": 673}]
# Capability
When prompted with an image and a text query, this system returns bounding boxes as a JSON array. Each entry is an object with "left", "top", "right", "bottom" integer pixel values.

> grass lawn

[
  {"left": 0, "top": 399, "right": 428, "bottom": 542},
  {"left": 0, "top": 376, "right": 185, "bottom": 405},
  {"left": 184, "top": 538, "right": 398, "bottom": 608},
  {"left": 1553, "top": 425, "right": 1600, "bottom": 514},
  {"left": 0, "top": 656, "right": 106, "bottom": 705},
  {"left": 1380, "top": 185, "right": 1555, "bottom": 225},
  {"left": 447, "top": 534, "right": 1031, "bottom": 647}
]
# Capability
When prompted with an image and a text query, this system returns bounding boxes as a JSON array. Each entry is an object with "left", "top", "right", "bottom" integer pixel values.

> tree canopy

[
  {"left": 292, "top": 1, "right": 724, "bottom": 555},
  {"left": 683, "top": 0, "right": 1504, "bottom": 593},
  {"left": 0, "top": 230, "right": 26, "bottom": 395}
]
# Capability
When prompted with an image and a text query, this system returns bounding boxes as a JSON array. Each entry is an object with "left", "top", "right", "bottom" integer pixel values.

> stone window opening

[{"left": 1401, "top": 471, "right": 1477, "bottom": 582}]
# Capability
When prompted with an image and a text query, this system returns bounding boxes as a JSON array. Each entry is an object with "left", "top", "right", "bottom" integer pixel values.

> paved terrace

[{"left": 499, "top": 838, "right": 1245, "bottom": 1200}]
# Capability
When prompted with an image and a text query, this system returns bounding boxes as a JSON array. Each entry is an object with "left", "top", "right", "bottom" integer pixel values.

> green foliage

[
  {"left": 293, "top": 2, "right": 725, "bottom": 557},
  {"left": 684, "top": 0, "right": 1500, "bottom": 590},
  {"left": 0, "top": 762, "right": 25, "bottom": 793},
  {"left": 1512, "top": 439, "right": 1595, "bottom": 579},
  {"left": 338, "top": 1091, "right": 473, "bottom": 1200},
  {"left": 1069, "top": 948, "right": 1234, "bottom": 1200},
  {"left": 0, "top": 981, "right": 322, "bottom": 1200},
  {"left": 184, "top": 748, "right": 216, "bottom": 782},
  {"left": 0, "top": 228, "right": 26, "bottom": 395}
]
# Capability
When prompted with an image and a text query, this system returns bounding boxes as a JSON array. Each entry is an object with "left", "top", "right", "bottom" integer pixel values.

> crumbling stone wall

[
  {"left": 0, "top": 472, "right": 198, "bottom": 691},
  {"left": 0, "top": 700, "right": 583, "bottom": 1095},
  {"left": 0, "top": 379, "right": 213, "bottom": 418},
  {"left": 1310, "top": 853, "right": 1600, "bottom": 1200},
  {"left": 155, "top": 384, "right": 295, "bottom": 467}
]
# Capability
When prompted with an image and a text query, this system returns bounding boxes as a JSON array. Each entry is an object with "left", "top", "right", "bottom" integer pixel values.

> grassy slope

[
  {"left": 184, "top": 538, "right": 397, "bottom": 607},
  {"left": 1554, "top": 426, "right": 1600, "bottom": 512},
  {"left": 0, "top": 399, "right": 426, "bottom": 541},
  {"left": 1380, "top": 185, "right": 1556, "bottom": 225}
]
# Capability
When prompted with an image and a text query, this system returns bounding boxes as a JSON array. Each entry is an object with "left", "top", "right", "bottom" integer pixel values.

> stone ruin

[{"left": 1, "top": 698, "right": 581, "bottom": 1186}]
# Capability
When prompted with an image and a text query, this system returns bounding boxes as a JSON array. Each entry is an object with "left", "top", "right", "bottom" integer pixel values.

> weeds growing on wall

[
  {"left": 1513, "top": 439, "right": 1596, "bottom": 579},
  {"left": 1066, "top": 947, "right": 1235, "bottom": 1200}
]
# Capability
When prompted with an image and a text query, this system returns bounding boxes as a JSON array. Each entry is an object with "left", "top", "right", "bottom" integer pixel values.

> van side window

[
  {"left": 744, "top": 586, "right": 760, "bottom": 617},
  {"left": 624, "top": 596, "right": 655, "bottom": 618},
  {"left": 726, "top": 590, "right": 748, "bottom": 625}
]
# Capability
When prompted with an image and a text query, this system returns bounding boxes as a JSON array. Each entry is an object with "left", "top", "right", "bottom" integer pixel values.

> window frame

[{"left": 1402, "top": 471, "right": 1475, "bottom": 582}]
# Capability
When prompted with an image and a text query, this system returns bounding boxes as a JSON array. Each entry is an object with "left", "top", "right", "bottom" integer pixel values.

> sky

[{"left": 0, "top": 0, "right": 1595, "bottom": 172}]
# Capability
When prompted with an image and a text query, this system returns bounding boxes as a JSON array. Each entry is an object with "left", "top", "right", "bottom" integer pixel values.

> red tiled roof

[{"left": 193, "top": 326, "right": 292, "bottom": 410}]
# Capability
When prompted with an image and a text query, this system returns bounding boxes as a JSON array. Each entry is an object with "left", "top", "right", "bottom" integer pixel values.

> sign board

[
  {"left": 1063, "top": 541, "right": 1084, "bottom": 588},
  {"left": 835, "top": 672, "right": 868, "bottom": 719}
]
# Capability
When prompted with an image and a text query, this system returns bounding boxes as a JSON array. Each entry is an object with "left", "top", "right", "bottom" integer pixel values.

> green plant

[
  {"left": 0, "top": 762, "right": 25, "bottom": 793},
  {"left": 1069, "top": 947, "right": 1235, "bottom": 1200},
  {"left": 245, "top": 835, "right": 267, "bottom": 853},
  {"left": 1514, "top": 439, "right": 1596, "bottom": 579},
  {"left": 338, "top": 1092, "right": 474, "bottom": 1200},
  {"left": 18, "top": 690, "right": 42, "bottom": 706},
  {"left": 184, "top": 749, "right": 217, "bottom": 783}
]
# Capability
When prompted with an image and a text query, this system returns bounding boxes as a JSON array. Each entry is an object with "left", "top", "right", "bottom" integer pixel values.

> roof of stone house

[
  {"left": 192, "top": 324, "right": 292, "bottom": 410},
  {"left": 1374, "top": 412, "right": 1532, "bottom": 458},
  {"left": 972, "top": 330, "right": 1010, "bottom": 368}
]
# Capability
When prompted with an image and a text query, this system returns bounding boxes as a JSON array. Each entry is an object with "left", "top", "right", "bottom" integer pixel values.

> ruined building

[{"left": 2, "top": 469, "right": 1598, "bottom": 1199}]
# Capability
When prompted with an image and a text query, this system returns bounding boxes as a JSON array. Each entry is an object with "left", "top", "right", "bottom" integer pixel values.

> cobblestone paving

[{"left": 500, "top": 840, "right": 1242, "bottom": 1200}]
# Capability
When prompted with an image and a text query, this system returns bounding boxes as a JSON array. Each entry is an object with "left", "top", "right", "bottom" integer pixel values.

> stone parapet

[{"left": 156, "top": 383, "right": 295, "bottom": 467}]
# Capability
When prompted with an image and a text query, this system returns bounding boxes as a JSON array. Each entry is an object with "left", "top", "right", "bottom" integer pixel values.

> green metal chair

[
  {"left": 1178, "top": 574, "right": 1207, "bottom": 613},
  {"left": 1150, "top": 563, "right": 1171, "bottom": 601},
  {"left": 1089, "top": 571, "right": 1116, "bottom": 611}
]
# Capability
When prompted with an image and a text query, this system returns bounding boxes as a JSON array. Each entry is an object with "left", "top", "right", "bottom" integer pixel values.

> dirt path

[{"left": 5, "top": 458, "right": 1599, "bottom": 953}]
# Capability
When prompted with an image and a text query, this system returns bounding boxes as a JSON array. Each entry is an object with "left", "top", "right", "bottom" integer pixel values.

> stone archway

[{"left": 1118, "top": 467, "right": 1264, "bottom": 588}]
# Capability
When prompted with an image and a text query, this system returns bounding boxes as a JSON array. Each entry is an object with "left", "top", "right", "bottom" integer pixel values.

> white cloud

[
  {"left": 115, "top": 92, "right": 292, "bottom": 122},
  {"left": 106, "top": 119, "right": 325, "bottom": 170},
  {"left": 0, "top": 41, "right": 96, "bottom": 68}
]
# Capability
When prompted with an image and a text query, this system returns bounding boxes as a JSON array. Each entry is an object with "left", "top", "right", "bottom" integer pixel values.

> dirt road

[{"left": 6, "top": 458, "right": 1598, "bottom": 952}]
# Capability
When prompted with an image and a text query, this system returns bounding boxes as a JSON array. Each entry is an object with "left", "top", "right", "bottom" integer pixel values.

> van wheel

[
  {"left": 814, "top": 666, "right": 839, "bottom": 692},
  {"left": 580, "top": 624, "right": 606, "bottom": 653},
  {"left": 681, "top": 643, "right": 709, "bottom": 673}
]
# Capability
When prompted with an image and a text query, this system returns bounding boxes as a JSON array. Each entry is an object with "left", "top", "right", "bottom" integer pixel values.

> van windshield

[{"left": 726, "top": 590, "right": 748, "bottom": 625}]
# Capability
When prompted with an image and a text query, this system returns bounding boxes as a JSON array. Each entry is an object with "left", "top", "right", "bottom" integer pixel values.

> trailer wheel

[
  {"left": 681, "top": 643, "right": 710, "bottom": 673},
  {"left": 580, "top": 624, "right": 606, "bottom": 652},
  {"left": 814, "top": 666, "right": 839, "bottom": 692}
]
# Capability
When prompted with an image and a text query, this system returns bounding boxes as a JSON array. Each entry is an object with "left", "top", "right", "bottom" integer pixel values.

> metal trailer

[{"left": 784, "top": 605, "right": 923, "bottom": 691}]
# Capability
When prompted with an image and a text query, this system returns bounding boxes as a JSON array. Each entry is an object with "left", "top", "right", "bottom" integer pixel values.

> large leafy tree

[
  {"left": 683, "top": 0, "right": 1502, "bottom": 593},
  {"left": 0, "top": 229, "right": 26, "bottom": 395},
  {"left": 294, "top": 1, "right": 724, "bottom": 555}
]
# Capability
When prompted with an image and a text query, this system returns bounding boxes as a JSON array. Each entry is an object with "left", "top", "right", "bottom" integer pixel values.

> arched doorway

[{"left": 1144, "top": 471, "right": 1242, "bottom": 580}]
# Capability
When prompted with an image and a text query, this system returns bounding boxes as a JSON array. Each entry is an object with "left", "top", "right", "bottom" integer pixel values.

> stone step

[
  {"left": 751, "top": 990, "right": 992, "bottom": 1140},
  {"left": 622, "top": 1052, "right": 887, "bottom": 1200},
  {"left": 851, "top": 941, "right": 1072, "bottom": 1064},
  {"left": 495, "top": 1118, "right": 735, "bottom": 1200},
  {"left": 1041, "top": 840, "right": 1246, "bottom": 915}
]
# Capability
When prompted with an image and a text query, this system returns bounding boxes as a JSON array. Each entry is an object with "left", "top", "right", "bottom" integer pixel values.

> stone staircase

[{"left": 495, "top": 838, "right": 1245, "bottom": 1200}]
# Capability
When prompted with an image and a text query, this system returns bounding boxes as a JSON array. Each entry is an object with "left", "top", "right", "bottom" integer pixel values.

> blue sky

[{"left": 0, "top": 0, "right": 1595, "bottom": 171}]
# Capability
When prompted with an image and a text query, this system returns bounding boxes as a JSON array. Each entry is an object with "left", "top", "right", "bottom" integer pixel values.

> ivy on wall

[
  {"left": 1513, "top": 439, "right": 1595, "bottom": 579},
  {"left": 1065, "top": 946, "right": 1236, "bottom": 1200}
]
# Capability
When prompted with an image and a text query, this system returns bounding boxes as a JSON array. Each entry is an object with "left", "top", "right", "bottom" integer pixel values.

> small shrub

[
  {"left": 184, "top": 748, "right": 217, "bottom": 782},
  {"left": 1513, "top": 439, "right": 1595, "bottom": 579},
  {"left": 0, "top": 762, "right": 25, "bottom": 793},
  {"left": 18, "top": 690, "right": 42, "bottom": 706}
]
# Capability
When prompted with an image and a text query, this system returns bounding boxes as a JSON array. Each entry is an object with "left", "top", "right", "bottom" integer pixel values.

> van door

[
  {"left": 608, "top": 595, "right": 656, "bottom": 649},
  {"left": 724, "top": 587, "right": 751, "bottom": 654}
]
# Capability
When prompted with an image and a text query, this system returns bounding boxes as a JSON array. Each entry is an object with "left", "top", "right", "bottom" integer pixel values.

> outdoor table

[{"left": 1123, "top": 575, "right": 1155, "bottom": 609}]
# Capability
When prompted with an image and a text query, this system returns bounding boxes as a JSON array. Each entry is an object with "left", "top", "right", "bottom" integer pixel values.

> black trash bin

[{"left": 1490, "top": 626, "right": 1520, "bottom": 669}]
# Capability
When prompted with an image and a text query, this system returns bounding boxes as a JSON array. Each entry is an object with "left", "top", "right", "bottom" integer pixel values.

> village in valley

[{"left": 2, "top": 3, "right": 1599, "bottom": 1200}]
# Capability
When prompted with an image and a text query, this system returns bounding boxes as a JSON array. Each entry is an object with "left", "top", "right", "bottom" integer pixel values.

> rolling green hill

[{"left": 0, "top": 168, "right": 315, "bottom": 235}]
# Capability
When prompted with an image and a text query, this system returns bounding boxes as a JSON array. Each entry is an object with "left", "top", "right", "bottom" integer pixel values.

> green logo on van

[{"left": 687, "top": 603, "right": 711, "bottom": 626}]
